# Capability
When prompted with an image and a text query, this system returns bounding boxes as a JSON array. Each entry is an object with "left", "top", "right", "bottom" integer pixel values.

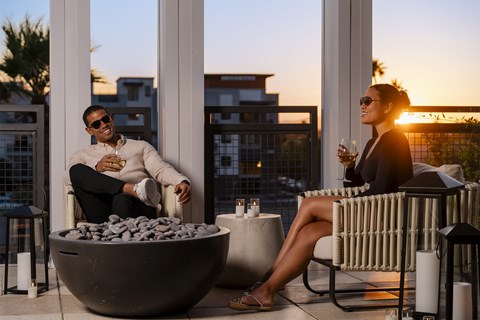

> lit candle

[
  {"left": 235, "top": 198, "right": 245, "bottom": 218},
  {"left": 250, "top": 198, "right": 260, "bottom": 216},
  {"left": 385, "top": 308, "right": 397, "bottom": 320},
  {"left": 17, "top": 252, "right": 31, "bottom": 291},
  {"left": 28, "top": 280, "right": 38, "bottom": 298},
  {"left": 402, "top": 308, "right": 413, "bottom": 320}
]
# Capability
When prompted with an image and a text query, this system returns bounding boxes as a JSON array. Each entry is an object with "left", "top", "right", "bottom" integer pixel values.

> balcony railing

[
  {"left": 0, "top": 105, "right": 45, "bottom": 214},
  {"left": 204, "top": 106, "right": 319, "bottom": 232},
  {"left": 397, "top": 106, "right": 480, "bottom": 182}
]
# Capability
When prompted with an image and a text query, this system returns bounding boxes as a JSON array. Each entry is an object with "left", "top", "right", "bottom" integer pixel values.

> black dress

[{"left": 345, "top": 128, "right": 413, "bottom": 197}]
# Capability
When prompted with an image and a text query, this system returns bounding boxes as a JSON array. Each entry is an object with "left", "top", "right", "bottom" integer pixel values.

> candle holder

[
  {"left": 3, "top": 205, "right": 49, "bottom": 295},
  {"left": 438, "top": 223, "right": 480, "bottom": 320},
  {"left": 250, "top": 198, "right": 260, "bottom": 216},
  {"left": 235, "top": 198, "right": 245, "bottom": 218}
]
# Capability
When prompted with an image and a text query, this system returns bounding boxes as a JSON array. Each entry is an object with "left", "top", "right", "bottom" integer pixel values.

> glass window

[{"left": 127, "top": 85, "right": 139, "bottom": 101}]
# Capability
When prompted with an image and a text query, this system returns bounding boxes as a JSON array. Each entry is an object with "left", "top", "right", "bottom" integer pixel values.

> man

[{"left": 65, "top": 104, "right": 191, "bottom": 223}]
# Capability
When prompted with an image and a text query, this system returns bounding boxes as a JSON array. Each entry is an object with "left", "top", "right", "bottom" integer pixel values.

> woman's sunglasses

[
  {"left": 88, "top": 115, "right": 112, "bottom": 129},
  {"left": 360, "top": 96, "right": 382, "bottom": 106}
]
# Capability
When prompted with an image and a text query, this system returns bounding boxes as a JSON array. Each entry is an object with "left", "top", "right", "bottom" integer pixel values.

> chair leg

[
  {"left": 302, "top": 268, "right": 327, "bottom": 296},
  {"left": 304, "top": 259, "right": 414, "bottom": 312}
]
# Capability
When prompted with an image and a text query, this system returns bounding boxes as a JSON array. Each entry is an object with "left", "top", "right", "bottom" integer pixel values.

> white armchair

[
  {"left": 64, "top": 184, "right": 183, "bottom": 229},
  {"left": 298, "top": 174, "right": 480, "bottom": 311}
]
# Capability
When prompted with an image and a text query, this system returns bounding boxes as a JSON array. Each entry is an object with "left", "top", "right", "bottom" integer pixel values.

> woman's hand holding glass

[{"left": 336, "top": 139, "right": 358, "bottom": 182}]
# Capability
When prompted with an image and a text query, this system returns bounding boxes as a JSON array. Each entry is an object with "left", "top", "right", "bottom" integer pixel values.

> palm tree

[
  {"left": 0, "top": 16, "right": 50, "bottom": 105},
  {"left": 372, "top": 59, "right": 386, "bottom": 84},
  {"left": 390, "top": 78, "right": 404, "bottom": 91},
  {"left": 0, "top": 16, "right": 106, "bottom": 104}
]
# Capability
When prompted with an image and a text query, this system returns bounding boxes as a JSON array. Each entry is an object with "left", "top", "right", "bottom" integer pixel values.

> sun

[{"left": 395, "top": 112, "right": 433, "bottom": 125}]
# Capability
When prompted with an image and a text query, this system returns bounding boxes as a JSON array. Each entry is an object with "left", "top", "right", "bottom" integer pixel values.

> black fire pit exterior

[{"left": 50, "top": 227, "right": 230, "bottom": 317}]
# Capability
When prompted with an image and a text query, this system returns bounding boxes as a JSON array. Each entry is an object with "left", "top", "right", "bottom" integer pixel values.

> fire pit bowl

[{"left": 50, "top": 227, "right": 229, "bottom": 316}]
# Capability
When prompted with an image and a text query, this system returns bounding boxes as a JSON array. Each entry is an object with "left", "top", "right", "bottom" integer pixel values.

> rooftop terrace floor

[{"left": 1, "top": 263, "right": 418, "bottom": 320}]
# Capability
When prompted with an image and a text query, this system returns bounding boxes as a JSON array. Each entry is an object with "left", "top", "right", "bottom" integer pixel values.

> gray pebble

[
  {"left": 64, "top": 214, "right": 220, "bottom": 242},
  {"left": 109, "top": 224, "right": 127, "bottom": 235},
  {"left": 155, "top": 225, "right": 170, "bottom": 232}
]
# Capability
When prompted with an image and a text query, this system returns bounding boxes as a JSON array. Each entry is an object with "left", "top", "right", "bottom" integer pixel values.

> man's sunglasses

[
  {"left": 88, "top": 115, "right": 112, "bottom": 129},
  {"left": 360, "top": 96, "right": 382, "bottom": 106}
]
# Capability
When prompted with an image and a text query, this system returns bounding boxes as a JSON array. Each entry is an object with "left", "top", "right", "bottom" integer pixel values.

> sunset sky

[{"left": 2, "top": 0, "right": 480, "bottom": 116}]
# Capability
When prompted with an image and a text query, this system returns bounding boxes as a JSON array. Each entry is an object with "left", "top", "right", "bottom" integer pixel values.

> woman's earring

[{"left": 385, "top": 103, "right": 393, "bottom": 113}]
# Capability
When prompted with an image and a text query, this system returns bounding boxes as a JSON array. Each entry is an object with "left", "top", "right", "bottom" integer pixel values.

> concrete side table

[{"left": 215, "top": 213, "right": 285, "bottom": 288}]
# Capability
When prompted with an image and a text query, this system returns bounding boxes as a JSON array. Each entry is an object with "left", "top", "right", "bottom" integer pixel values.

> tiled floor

[{"left": 0, "top": 262, "right": 416, "bottom": 320}]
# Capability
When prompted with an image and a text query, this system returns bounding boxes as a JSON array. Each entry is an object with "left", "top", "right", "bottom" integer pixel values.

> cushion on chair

[
  {"left": 313, "top": 235, "right": 332, "bottom": 260},
  {"left": 412, "top": 162, "right": 464, "bottom": 183}
]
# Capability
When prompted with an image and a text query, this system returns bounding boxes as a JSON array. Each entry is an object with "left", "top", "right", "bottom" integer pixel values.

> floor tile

[
  {"left": 188, "top": 305, "right": 316, "bottom": 319},
  {"left": 0, "top": 314, "right": 63, "bottom": 320},
  {"left": 0, "top": 294, "right": 61, "bottom": 315},
  {"left": 63, "top": 312, "right": 189, "bottom": 320},
  {"left": 60, "top": 294, "right": 189, "bottom": 320},
  {"left": 299, "top": 302, "right": 388, "bottom": 320}
]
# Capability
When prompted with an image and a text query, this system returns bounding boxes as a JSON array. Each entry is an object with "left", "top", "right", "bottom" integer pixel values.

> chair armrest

[
  {"left": 64, "top": 184, "right": 76, "bottom": 229},
  {"left": 64, "top": 184, "right": 88, "bottom": 228},
  {"left": 297, "top": 185, "right": 369, "bottom": 209},
  {"left": 159, "top": 185, "right": 183, "bottom": 221}
]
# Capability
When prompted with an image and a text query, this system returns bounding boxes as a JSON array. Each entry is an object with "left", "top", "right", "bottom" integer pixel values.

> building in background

[
  {"left": 205, "top": 74, "right": 280, "bottom": 204},
  {"left": 205, "top": 74, "right": 278, "bottom": 107}
]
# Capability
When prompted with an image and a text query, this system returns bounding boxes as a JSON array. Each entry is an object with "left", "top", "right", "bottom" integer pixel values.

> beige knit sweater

[{"left": 64, "top": 135, "right": 190, "bottom": 188}]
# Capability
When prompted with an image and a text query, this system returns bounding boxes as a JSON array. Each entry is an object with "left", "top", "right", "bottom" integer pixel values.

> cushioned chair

[
  {"left": 298, "top": 164, "right": 480, "bottom": 311},
  {"left": 64, "top": 184, "right": 183, "bottom": 229}
]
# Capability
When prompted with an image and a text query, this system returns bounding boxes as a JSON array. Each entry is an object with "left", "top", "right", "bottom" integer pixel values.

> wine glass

[
  {"left": 336, "top": 138, "right": 357, "bottom": 182},
  {"left": 115, "top": 146, "right": 127, "bottom": 169}
]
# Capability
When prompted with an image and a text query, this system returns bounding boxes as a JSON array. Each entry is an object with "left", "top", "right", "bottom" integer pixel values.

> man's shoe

[{"left": 134, "top": 178, "right": 160, "bottom": 207}]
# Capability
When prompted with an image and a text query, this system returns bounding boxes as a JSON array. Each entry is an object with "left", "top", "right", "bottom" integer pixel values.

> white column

[
  {"left": 321, "top": 0, "right": 372, "bottom": 188},
  {"left": 50, "top": 0, "right": 91, "bottom": 231},
  {"left": 158, "top": 0, "right": 204, "bottom": 223}
]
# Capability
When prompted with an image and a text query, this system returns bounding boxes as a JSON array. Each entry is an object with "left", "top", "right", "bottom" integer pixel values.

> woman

[{"left": 228, "top": 83, "right": 413, "bottom": 311}]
